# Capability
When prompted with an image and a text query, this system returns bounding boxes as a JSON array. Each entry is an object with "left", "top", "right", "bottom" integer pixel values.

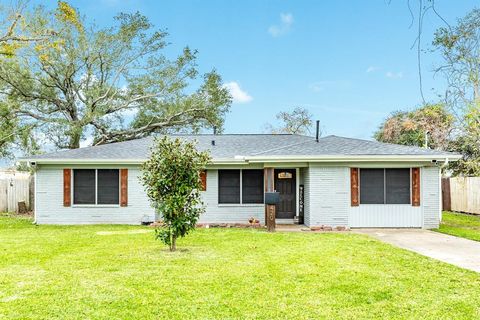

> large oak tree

[{"left": 0, "top": 2, "right": 231, "bottom": 154}]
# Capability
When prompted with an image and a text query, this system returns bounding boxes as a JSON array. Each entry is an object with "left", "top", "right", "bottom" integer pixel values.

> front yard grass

[
  {"left": 1, "top": 216, "right": 480, "bottom": 319},
  {"left": 435, "top": 211, "right": 480, "bottom": 241}
]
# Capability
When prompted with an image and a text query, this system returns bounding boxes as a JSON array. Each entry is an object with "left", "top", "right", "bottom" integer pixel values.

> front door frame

[{"left": 274, "top": 168, "right": 297, "bottom": 220}]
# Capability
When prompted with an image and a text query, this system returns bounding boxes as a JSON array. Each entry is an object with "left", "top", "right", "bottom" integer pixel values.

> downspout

[
  {"left": 438, "top": 157, "right": 449, "bottom": 223},
  {"left": 440, "top": 157, "right": 449, "bottom": 170},
  {"left": 33, "top": 170, "right": 37, "bottom": 224}
]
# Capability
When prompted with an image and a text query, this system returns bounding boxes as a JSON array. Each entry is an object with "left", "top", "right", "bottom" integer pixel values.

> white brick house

[{"left": 23, "top": 134, "right": 460, "bottom": 228}]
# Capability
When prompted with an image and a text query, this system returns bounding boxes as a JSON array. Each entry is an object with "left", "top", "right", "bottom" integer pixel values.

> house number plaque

[{"left": 266, "top": 204, "right": 276, "bottom": 232}]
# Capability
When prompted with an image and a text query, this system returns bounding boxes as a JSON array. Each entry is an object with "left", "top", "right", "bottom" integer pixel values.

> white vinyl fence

[
  {"left": 445, "top": 177, "right": 480, "bottom": 215},
  {"left": 0, "top": 171, "right": 33, "bottom": 213}
]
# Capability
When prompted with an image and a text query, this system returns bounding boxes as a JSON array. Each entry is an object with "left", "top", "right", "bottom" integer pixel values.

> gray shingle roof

[{"left": 26, "top": 134, "right": 458, "bottom": 162}]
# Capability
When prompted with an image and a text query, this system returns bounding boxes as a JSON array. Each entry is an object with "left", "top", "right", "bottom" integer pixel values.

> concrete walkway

[{"left": 355, "top": 229, "right": 480, "bottom": 273}]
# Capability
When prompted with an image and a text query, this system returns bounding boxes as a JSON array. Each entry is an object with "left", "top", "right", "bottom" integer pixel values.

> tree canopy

[
  {"left": 430, "top": 8, "right": 480, "bottom": 176},
  {"left": 433, "top": 8, "right": 480, "bottom": 119},
  {"left": 265, "top": 107, "right": 314, "bottom": 135},
  {"left": 0, "top": 2, "right": 231, "bottom": 156},
  {"left": 374, "top": 103, "right": 454, "bottom": 150},
  {"left": 0, "top": 1, "right": 54, "bottom": 56},
  {"left": 448, "top": 104, "right": 480, "bottom": 176}
]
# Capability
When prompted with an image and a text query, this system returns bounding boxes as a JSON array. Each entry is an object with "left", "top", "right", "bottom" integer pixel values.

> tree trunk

[
  {"left": 69, "top": 131, "right": 81, "bottom": 149},
  {"left": 170, "top": 234, "right": 177, "bottom": 252}
]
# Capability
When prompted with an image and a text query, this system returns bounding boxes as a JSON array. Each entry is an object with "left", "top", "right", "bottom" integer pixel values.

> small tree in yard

[{"left": 142, "top": 137, "right": 210, "bottom": 251}]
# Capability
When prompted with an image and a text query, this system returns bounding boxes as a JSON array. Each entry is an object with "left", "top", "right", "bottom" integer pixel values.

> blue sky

[{"left": 38, "top": 0, "right": 479, "bottom": 139}]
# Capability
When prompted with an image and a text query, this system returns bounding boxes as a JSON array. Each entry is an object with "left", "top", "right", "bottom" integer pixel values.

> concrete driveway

[{"left": 355, "top": 229, "right": 480, "bottom": 273}]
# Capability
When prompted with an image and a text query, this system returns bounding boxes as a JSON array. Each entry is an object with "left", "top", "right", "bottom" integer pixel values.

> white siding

[
  {"left": 35, "top": 165, "right": 154, "bottom": 225},
  {"left": 199, "top": 170, "right": 265, "bottom": 224},
  {"left": 349, "top": 166, "right": 440, "bottom": 229},
  {"left": 349, "top": 205, "right": 422, "bottom": 228},
  {"left": 303, "top": 165, "right": 441, "bottom": 229},
  {"left": 35, "top": 162, "right": 441, "bottom": 228},
  {"left": 35, "top": 166, "right": 264, "bottom": 225},
  {"left": 348, "top": 166, "right": 440, "bottom": 229},
  {"left": 307, "top": 166, "right": 349, "bottom": 227},
  {"left": 422, "top": 166, "right": 441, "bottom": 229}
]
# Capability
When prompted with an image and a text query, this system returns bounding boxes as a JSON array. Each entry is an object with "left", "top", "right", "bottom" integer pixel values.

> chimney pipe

[
  {"left": 212, "top": 126, "right": 217, "bottom": 146},
  {"left": 315, "top": 120, "right": 320, "bottom": 142}
]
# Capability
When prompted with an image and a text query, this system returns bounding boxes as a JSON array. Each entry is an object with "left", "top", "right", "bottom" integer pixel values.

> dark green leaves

[{"left": 141, "top": 136, "right": 210, "bottom": 251}]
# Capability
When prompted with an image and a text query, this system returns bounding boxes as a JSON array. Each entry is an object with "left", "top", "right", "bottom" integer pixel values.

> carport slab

[{"left": 355, "top": 229, "right": 480, "bottom": 273}]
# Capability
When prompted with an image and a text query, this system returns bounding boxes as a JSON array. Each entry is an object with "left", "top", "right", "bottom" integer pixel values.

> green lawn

[
  {"left": 435, "top": 211, "right": 480, "bottom": 242},
  {"left": 1, "top": 216, "right": 480, "bottom": 319}
]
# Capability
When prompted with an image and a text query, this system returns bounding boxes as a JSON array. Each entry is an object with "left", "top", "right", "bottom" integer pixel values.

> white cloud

[
  {"left": 268, "top": 13, "right": 294, "bottom": 37},
  {"left": 366, "top": 66, "right": 378, "bottom": 73},
  {"left": 308, "top": 82, "right": 325, "bottom": 92},
  {"left": 308, "top": 80, "right": 350, "bottom": 93},
  {"left": 223, "top": 81, "right": 253, "bottom": 103},
  {"left": 386, "top": 71, "right": 403, "bottom": 79}
]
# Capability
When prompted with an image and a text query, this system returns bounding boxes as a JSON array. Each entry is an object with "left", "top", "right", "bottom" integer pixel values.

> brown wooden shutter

[
  {"left": 411, "top": 168, "right": 420, "bottom": 206},
  {"left": 120, "top": 169, "right": 128, "bottom": 207},
  {"left": 63, "top": 169, "right": 71, "bottom": 207},
  {"left": 200, "top": 170, "right": 207, "bottom": 191},
  {"left": 350, "top": 168, "right": 359, "bottom": 206}
]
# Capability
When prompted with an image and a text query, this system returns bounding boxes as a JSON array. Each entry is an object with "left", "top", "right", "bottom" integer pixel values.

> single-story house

[{"left": 23, "top": 134, "right": 460, "bottom": 228}]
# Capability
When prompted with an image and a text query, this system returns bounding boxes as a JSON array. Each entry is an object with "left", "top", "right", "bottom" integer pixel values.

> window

[
  {"left": 385, "top": 169, "right": 411, "bottom": 204},
  {"left": 218, "top": 170, "right": 240, "bottom": 204},
  {"left": 218, "top": 169, "right": 264, "bottom": 204},
  {"left": 73, "top": 169, "right": 120, "bottom": 205},
  {"left": 359, "top": 168, "right": 410, "bottom": 204},
  {"left": 242, "top": 170, "right": 264, "bottom": 204},
  {"left": 97, "top": 169, "right": 120, "bottom": 204},
  {"left": 73, "top": 169, "right": 95, "bottom": 205}
]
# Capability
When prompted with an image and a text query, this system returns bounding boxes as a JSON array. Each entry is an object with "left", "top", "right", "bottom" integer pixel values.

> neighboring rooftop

[{"left": 24, "top": 134, "right": 460, "bottom": 163}]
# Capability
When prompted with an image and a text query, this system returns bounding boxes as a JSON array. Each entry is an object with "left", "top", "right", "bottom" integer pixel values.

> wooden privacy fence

[
  {"left": 0, "top": 171, "right": 33, "bottom": 213},
  {"left": 442, "top": 177, "right": 480, "bottom": 215}
]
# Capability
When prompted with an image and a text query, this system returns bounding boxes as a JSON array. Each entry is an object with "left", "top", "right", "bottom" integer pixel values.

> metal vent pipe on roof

[
  {"left": 315, "top": 120, "right": 320, "bottom": 142},
  {"left": 212, "top": 126, "right": 217, "bottom": 146}
]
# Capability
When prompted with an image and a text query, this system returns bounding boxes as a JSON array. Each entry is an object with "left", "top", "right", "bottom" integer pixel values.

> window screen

[
  {"left": 242, "top": 170, "right": 264, "bottom": 204},
  {"left": 73, "top": 169, "right": 95, "bottom": 204},
  {"left": 97, "top": 169, "right": 120, "bottom": 205},
  {"left": 218, "top": 170, "right": 240, "bottom": 204},
  {"left": 360, "top": 169, "right": 385, "bottom": 204},
  {"left": 386, "top": 169, "right": 410, "bottom": 204}
]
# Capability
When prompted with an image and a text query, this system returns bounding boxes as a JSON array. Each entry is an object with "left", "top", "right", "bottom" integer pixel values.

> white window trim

[
  {"left": 359, "top": 168, "right": 412, "bottom": 205},
  {"left": 71, "top": 169, "right": 121, "bottom": 207}
]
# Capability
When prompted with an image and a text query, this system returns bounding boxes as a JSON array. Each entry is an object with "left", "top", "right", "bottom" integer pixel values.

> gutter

[
  {"left": 244, "top": 154, "right": 462, "bottom": 163},
  {"left": 20, "top": 153, "right": 462, "bottom": 166},
  {"left": 20, "top": 157, "right": 250, "bottom": 165}
]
